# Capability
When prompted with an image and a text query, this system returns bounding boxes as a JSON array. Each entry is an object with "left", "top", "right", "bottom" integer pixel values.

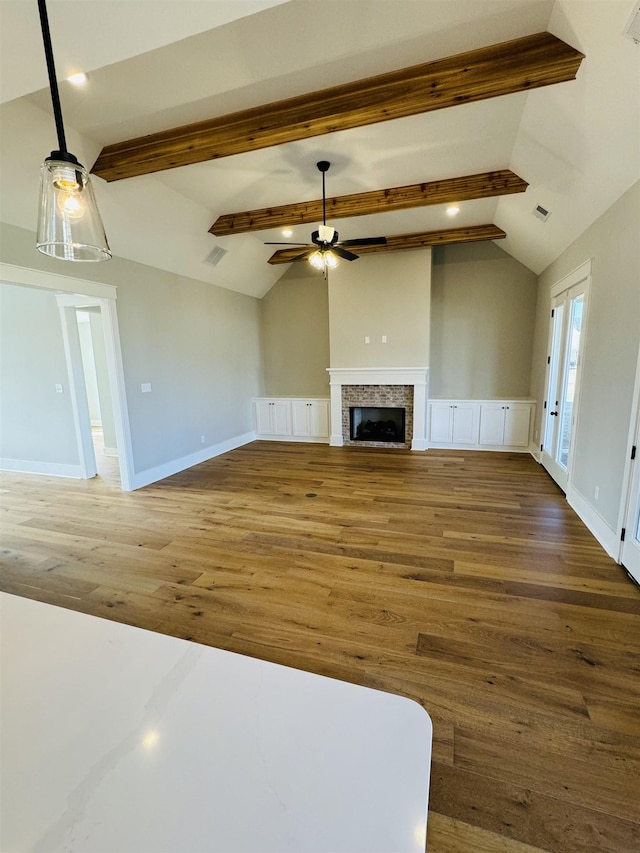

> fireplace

[
  {"left": 328, "top": 368, "right": 429, "bottom": 450},
  {"left": 350, "top": 407, "right": 406, "bottom": 443}
]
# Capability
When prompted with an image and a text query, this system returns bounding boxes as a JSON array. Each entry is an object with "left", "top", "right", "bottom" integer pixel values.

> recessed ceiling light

[
  {"left": 446, "top": 205, "right": 460, "bottom": 217},
  {"left": 282, "top": 228, "right": 293, "bottom": 237},
  {"left": 67, "top": 72, "right": 88, "bottom": 86}
]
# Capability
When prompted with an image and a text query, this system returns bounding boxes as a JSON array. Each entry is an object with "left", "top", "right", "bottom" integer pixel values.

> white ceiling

[{"left": 0, "top": 0, "right": 638, "bottom": 298}]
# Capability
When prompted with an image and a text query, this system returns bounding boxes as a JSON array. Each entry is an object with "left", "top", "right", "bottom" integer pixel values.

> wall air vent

[
  {"left": 203, "top": 245, "right": 228, "bottom": 267},
  {"left": 624, "top": 3, "right": 640, "bottom": 43},
  {"left": 532, "top": 204, "right": 551, "bottom": 222}
]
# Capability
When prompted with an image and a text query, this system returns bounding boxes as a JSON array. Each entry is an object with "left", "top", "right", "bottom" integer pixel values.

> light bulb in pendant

[{"left": 57, "top": 190, "right": 85, "bottom": 219}]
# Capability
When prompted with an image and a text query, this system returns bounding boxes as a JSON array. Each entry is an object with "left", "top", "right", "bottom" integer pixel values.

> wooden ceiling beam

[
  {"left": 211, "top": 170, "right": 527, "bottom": 236},
  {"left": 91, "top": 32, "right": 583, "bottom": 182},
  {"left": 267, "top": 224, "right": 506, "bottom": 264}
]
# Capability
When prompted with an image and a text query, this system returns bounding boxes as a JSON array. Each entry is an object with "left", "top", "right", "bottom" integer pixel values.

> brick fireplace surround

[{"left": 327, "top": 368, "right": 429, "bottom": 450}]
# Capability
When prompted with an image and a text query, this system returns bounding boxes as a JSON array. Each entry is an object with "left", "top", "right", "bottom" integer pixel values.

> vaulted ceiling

[{"left": 0, "top": 0, "right": 638, "bottom": 298}]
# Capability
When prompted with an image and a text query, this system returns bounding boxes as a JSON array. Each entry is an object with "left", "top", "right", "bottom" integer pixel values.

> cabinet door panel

[
  {"left": 504, "top": 405, "right": 531, "bottom": 447},
  {"left": 429, "top": 403, "right": 452, "bottom": 443},
  {"left": 255, "top": 401, "right": 273, "bottom": 435},
  {"left": 272, "top": 401, "right": 291, "bottom": 435},
  {"left": 309, "top": 402, "right": 329, "bottom": 437},
  {"left": 291, "top": 402, "right": 309, "bottom": 436},
  {"left": 479, "top": 405, "right": 505, "bottom": 445},
  {"left": 451, "top": 404, "right": 478, "bottom": 444}
]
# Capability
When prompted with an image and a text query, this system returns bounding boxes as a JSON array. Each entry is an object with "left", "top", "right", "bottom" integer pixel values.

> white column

[{"left": 329, "top": 375, "right": 344, "bottom": 446}]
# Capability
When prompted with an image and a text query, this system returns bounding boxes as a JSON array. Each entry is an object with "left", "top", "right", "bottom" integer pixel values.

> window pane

[{"left": 557, "top": 295, "right": 584, "bottom": 469}]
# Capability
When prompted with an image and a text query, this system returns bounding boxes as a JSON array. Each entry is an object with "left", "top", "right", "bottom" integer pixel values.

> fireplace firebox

[{"left": 350, "top": 406, "right": 406, "bottom": 443}]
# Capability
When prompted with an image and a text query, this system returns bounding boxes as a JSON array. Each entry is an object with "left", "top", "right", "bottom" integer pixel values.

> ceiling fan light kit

[
  {"left": 264, "top": 161, "right": 387, "bottom": 272},
  {"left": 36, "top": 0, "right": 110, "bottom": 262}
]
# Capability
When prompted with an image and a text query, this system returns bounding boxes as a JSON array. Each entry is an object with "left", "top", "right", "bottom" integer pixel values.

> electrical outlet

[
  {"left": 594, "top": 485, "right": 599, "bottom": 500},
  {"left": 141, "top": 382, "right": 152, "bottom": 393},
  {"left": 364, "top": 336, "right": 370, "bottom": 344},
  {"left": 381, "top": 335, "right": 387, "bottom": 343},
  {"left": 200, "top": 435, "right": 206, "bottom": 444},
  {"left": 55, "top": 383, "right": 63, "bottom": 393}
]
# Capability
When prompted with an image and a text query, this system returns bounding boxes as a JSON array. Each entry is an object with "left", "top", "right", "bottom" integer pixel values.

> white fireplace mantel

[{"left": 327, "top": 367, "right": 429, "bottom": 450}]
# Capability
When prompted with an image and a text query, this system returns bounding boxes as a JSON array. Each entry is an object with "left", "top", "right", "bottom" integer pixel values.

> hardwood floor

[{"left": 1, "top": 441, "right": 639, "bottom": 852}]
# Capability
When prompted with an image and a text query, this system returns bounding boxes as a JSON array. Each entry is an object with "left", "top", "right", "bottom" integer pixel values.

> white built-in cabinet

[
  {"left": 253, "top": 398, "right": 330, "bottom": 442},
  {"left": 254, "top": 399, "right": 291, "bottom": 436},
  {"left": 429, "top": 402, "right": 479, "bottom": 445},
  {"left": 478, "top": 402, "right": 532, "bottom": 447},
  {"left": 291, "top": 400, "right": 330, "bottom": 439},
  {"left": 428, "top": 399, "right": 535, "bottom": 451}
]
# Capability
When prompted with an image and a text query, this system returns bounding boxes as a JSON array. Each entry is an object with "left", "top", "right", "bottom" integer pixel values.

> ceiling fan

[{"left": 265, "top": 161, "right": 386, "bottom": 270}]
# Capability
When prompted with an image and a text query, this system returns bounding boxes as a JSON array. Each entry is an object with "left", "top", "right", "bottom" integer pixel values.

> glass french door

[
  {"left": 541, "top": 283, "right": 587, "bottom": 493},
  {"left": 622, "top": 461, "right": 640, "bottom": 584},
  {"left": 621, "top": 391, "right": 640, "bottom": 584}
]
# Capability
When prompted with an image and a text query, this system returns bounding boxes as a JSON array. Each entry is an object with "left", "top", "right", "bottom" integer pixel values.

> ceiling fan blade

[
  {"left": 332, "top": 246, "right": 359, "bottom": 261},
  {"left": 264, "top": 241, "right": 311, "bottom": 246},
  {"left": 290, "top": 249, "right": 315, "bottom": 262},
  {"left": 339, "top": 236, "right": 387, "bottom": 247}
]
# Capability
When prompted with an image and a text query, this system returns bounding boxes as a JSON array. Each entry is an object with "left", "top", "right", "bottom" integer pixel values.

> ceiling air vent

[
  {"left": 203, "top": 245, "right": 228, "bottom": 267},
  {"left": 624, "top": 3, "right": 640, "bottom": 43},
  {"left": 532, "top": 204, "right": 551, "bottom": 222}
]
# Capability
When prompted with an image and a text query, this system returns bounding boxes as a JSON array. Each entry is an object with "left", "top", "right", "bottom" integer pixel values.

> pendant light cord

[{"left": 37, "top": 0, "right": 68, "bottom": 156}]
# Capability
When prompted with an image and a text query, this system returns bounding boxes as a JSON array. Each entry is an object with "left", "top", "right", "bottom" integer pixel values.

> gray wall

[
  {"left": 531, "top": 181, "right": 640, "bottom": 530},
  {"left": 430, "top": 242, "right": 538, "bottom": 398},
  {"left": 0, "top": 282, "right": 79, "bottom": 467},
  {"left": 260, "top": 263, "right": 330, "bottom": 397},
  {"left": 328, "top": 249, "right": 431, "bottom": 368},
  {"left": 0, "top": 222, "right": 262, "bottom": 480}
]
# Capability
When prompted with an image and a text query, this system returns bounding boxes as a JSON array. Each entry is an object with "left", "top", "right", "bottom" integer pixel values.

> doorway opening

[
  {"left": 0, "top": 262, "right": 133, "bottom": 490},
  {"left": 76, "top": 308, "right": 120, "bottom": 483}
]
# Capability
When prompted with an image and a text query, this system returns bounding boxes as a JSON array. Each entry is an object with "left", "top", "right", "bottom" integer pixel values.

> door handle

[{"left": 550, "top": 411, "right": 558, "bottom": 416}]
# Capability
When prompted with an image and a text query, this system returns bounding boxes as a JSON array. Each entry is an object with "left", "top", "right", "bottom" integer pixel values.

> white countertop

[{"left": 0, "top": 593, "right": 432, "bottom": 852}]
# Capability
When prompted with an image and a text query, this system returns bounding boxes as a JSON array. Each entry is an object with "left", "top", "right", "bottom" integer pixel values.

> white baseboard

[
  {"left": 427, "top": 442, "right": 531, "bottom": 453},
  {"left": 102, "top": 446, "right": 118, "bottom": 457},
  {"left": 128, "top": 431, "right": 256, "bottom": 491},
  {"left": 329, "top": 435, "right": 344, "bottom": 447},
  {"left": 0, "top": 458, "right": 85, "bottom": 479},
  {"left": 255, "top": 434, "right": 330, "bottom": 444},
  {"left": 567, "top": 485, "right": 620, "bottom": 560}
]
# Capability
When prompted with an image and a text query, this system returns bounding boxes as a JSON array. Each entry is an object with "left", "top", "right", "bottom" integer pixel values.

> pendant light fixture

[{"left": 36, "top": 0, "right": 111, "bottom": 262}]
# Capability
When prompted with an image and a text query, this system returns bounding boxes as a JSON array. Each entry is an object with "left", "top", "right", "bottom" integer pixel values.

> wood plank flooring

[{"left": 1, "top": 441, "right": 639, "bottom": 852}]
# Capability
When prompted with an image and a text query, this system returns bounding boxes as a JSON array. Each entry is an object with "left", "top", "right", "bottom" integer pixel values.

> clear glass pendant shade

[{"left": 36, "top": 158, "right": 111, "bottom": 262}]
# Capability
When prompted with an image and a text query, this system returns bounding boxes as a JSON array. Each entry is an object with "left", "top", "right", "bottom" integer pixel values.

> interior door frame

[
  {"left": 0, "top": 262, "right": 134, "bottom": 491},
  {"left": 618, "top": 340, "right": 640, "bottom": 581},
  {"left": 539, "top": 260, "right": 591, "bottom": 493}
]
